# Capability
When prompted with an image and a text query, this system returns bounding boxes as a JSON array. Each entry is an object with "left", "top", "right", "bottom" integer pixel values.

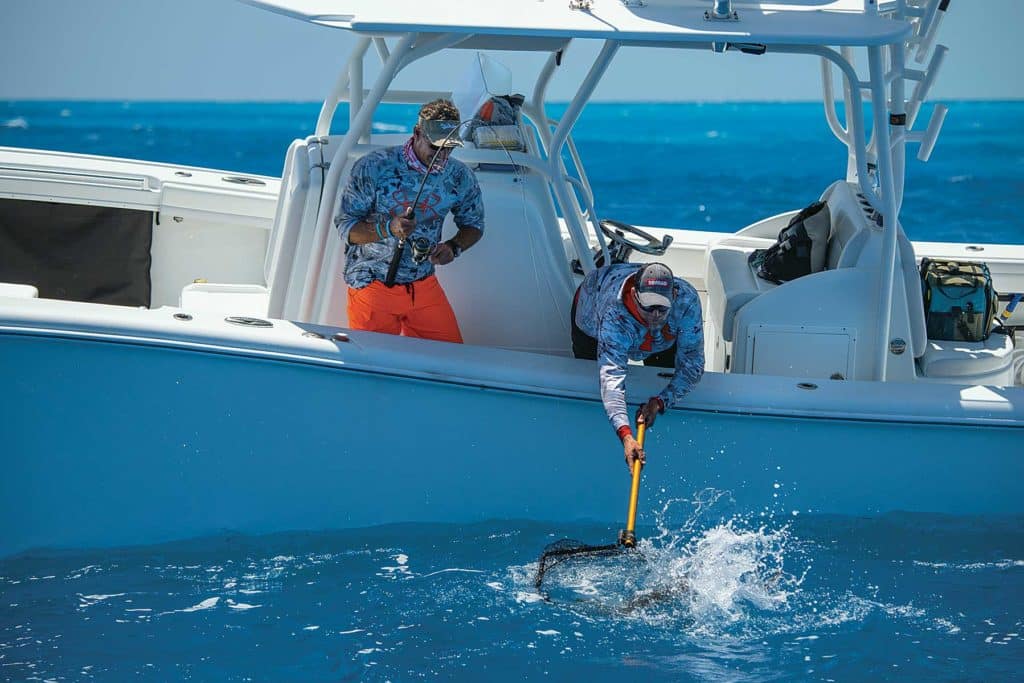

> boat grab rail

[
  {"left": 564, "top": 175, "right": 611, "bottom": 266},
  {"left": 545, "top": 117, "right": 595, "bottom": 218}
]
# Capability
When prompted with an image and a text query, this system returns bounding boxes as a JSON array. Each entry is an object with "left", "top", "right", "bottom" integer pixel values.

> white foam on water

[
  {"left": 182, "top": 597, "right": 220, "bottom": 612},
  {"left": 303, "top": 625, "right": 320, "bottom": 631},
  {"left": 226, "top": 600, "right": 261, "bottom": 610},
  {"left": 338, "top": 628, "right": 364, "bottom": 635},
  {"left": 515, "top": 591, "right": 545, "bottom": 604},
  {"left": 4, "top": 117, "right": 28, "bottom": 129},
  {"left": 536, "top": 629, "right": 560, "bottom": 636},
  {"left": 77, "top": 593, "right": 125, "bottom": 608},
  {"left": 158, "top": 597, "right": 220, "bottom": 616},
  {"left": 519, "top": 491, "right": 807, "bottom": 639},
  {"left": 913, "top": 559, "right": 1024, "bottom": 571},
  {"left": 418, "top": 568, "right": 485, "bottom": 579}
]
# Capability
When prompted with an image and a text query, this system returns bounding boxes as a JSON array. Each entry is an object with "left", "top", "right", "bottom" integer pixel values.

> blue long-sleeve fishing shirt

[
  {"left": 334, "top": 142, "right": 484, "bottom": 288},
  {"left": 574, "top": 263, "right": 705, "bottom": 432}
]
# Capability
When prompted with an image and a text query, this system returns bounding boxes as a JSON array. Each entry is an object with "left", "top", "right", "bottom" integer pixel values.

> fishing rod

[{"left": 384, "top": 119, "right": 470, "bottom": 288}]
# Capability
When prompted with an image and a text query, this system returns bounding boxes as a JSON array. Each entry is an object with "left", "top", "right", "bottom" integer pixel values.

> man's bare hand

[
  {"left": 635, "top": 397, "right": 665, "bottom": 429},
  {"left": 623, "top": 434, "right": 645, "bottom": 473},
  {"left": 429, "top": 242, "right": 456, "bottom": 266},
  {"left": 389, "top": 211, "right": 416, "bottom": 240}
]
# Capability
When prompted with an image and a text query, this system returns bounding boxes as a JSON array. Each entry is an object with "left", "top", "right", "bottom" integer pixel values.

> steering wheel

[{"left": 599, "top": 219, "right": 673, "bottom": 256}]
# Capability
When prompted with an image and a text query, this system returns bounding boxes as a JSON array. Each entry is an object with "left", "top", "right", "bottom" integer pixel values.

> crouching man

[{"left": 572, "top": 262, "right": 704, "bottom": 470}]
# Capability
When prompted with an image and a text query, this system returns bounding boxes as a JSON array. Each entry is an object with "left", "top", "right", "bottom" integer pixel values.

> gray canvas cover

[{"left": 0, "top": 198, "right": 153, "bottom": 307}]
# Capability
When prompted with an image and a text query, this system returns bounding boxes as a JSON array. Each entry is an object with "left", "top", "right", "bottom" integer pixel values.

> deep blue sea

[
  {"left": 1, "top": 101, "right": 1023, "bottom": 681},
  {"left": 2, "top": 100, "right": 1023, "bottom": 244}
]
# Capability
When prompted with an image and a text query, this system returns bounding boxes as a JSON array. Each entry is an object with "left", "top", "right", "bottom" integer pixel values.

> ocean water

[
  {"left": 2, "top": 506, "right": 1022, "bottom": 681},
  {"left": 2, "top": 100, "right": 1023, "bottom": 244},
  {"left": 1, "top": 101, "right": 1023, "bottom": 680}
]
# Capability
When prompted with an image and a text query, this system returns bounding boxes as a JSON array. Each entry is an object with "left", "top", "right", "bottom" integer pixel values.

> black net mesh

[{"left": 533, "top": 539, "right": 622, "bottom": 589}]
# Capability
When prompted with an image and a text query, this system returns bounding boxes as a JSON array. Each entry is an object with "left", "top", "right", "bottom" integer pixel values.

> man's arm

[
  {"left": 449, "top": 165, "right": 485, "bottom": 247},
  {"left": 336, "top": 155, "right": 418, "bottom": 244},
  {"left": 657, "top": 295, "right": 705, "bottom": 410},
  {"left": 597, "top": 330, "right": 632, "bottom": 434},
  {"left": 597, "top": 324, "right": 648, "bottom": 472},
  {"left": 431, "top": 225, "right": 482, "bottom": 265},
  {"left": 347, "top": 213, "right": 417, "bottom": 245}
]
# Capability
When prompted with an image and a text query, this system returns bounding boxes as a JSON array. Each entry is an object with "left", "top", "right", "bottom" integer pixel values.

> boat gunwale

[{"left": 3, "top": 312, "right": 1021, "bottom": 430}]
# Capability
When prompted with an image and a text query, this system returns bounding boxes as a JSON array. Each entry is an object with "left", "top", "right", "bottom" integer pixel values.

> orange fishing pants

[{"left": 347, "top": 275, "right": 463, "bottom": 343}]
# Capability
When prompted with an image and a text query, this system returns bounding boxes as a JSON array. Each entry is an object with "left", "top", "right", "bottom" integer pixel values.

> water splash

[{"left": 523, "top": 490, "right": 803, "bottom": 636}]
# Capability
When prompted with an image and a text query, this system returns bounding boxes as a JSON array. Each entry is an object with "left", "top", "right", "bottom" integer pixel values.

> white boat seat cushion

[
  {"left": 180, "top": 282, "right": 270, "bottom": 316},
  {"left": 0, "top": 283, "right": 39, "bottom": 299},
  {"left": 918, "top": 331, "right": 1016, "bottom": 385},
  {"left": 706, "top": 237, "right": 779, "bottom": 342}
]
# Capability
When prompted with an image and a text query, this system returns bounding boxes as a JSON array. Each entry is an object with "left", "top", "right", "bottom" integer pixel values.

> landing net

[{"left": 533, "top": 539, "right": 627, "bottom": 590}]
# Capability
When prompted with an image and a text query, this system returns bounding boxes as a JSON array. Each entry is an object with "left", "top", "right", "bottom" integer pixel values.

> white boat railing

[{"left": 307, "top": 32, "right": 614, "bottom": 300}]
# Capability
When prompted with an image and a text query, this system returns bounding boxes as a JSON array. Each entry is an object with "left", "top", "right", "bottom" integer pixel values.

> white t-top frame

[{"left": 245, "top": 0, "right": 951, "bottom": 381}]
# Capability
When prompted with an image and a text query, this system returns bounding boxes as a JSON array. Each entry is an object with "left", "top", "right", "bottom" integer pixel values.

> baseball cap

[
  {"left": 419, "top": 118, "right": 464, "bottom": 148},
  {"left": 635, "top": 263, "right": 674, "bottom": 309}
]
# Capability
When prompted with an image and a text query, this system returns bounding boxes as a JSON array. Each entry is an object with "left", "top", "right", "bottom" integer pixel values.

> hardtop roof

[{"left": 238, "top": 0, "right": 911, "bottom": 47}]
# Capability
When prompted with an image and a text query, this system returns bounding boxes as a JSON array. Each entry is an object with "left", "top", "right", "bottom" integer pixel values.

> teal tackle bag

[{"left": 920, "top": 258, "right": 998, "bottom": 342}]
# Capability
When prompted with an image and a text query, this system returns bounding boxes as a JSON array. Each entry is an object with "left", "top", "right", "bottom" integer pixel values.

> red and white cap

[{"left": 635, "top": 262, "right": 674, "bottom": 308}]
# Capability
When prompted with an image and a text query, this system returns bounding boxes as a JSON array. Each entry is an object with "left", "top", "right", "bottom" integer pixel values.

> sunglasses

[
  {"left": 634, "top": 289, "right": 670, "bottom": 315},
  {"left": 419, "top": 129, "right": 456, "bottom": 152}
]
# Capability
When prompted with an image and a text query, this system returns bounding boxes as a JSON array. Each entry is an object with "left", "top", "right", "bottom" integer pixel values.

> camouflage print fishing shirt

[
  {"left": 335, "top": 140, "right": 485, "bottom": 288},
  {"left": 574, "top": 263, "right": 705, "bottom": 432}
]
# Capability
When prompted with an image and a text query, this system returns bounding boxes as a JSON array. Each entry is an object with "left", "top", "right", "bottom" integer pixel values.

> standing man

[
  {"left": 335, "top": 99, "right": 484, "bottom": 342},
  {"left": 571, "top": 262, "right": 704, "bottom": 470}
]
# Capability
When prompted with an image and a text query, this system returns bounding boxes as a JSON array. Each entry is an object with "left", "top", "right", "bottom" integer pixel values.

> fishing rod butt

[{"left": 617, "top": 529, "right": 636, "bottom": 548}]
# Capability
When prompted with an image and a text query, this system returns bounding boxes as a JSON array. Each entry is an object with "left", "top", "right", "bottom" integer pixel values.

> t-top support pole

[
  {"left": 868, "top": 44, "right": 903, "bottom": 382},
  {"left": 547, "top": 40, "right": 619, "bottom": 274}
]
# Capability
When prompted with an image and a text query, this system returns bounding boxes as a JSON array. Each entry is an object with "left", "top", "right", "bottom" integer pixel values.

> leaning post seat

[
  {"left": 265, "top": 136, "right": 327, "bottom": 320},
  {"left": 704, "top": 181, "right": 927, "bottom": 381}
]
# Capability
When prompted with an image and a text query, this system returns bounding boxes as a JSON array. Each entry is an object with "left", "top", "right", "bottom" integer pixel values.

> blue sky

[{"left": 2, "top": 0, "right": 1021, "bottom": 102}]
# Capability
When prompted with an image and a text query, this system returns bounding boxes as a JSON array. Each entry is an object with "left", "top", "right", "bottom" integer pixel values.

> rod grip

[{"left": 383, "top": 239, "right": 405, "bottom": 288}]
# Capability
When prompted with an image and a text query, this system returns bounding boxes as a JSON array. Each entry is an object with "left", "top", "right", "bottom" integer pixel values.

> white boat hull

[{"left": 3, "top": 302, "right": 1021, "bottom": 557}]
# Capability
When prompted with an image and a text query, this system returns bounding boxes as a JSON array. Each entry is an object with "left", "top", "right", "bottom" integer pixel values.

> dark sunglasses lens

[{"left": 643, "top": 305, "right": 669, "bottom": 314}]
